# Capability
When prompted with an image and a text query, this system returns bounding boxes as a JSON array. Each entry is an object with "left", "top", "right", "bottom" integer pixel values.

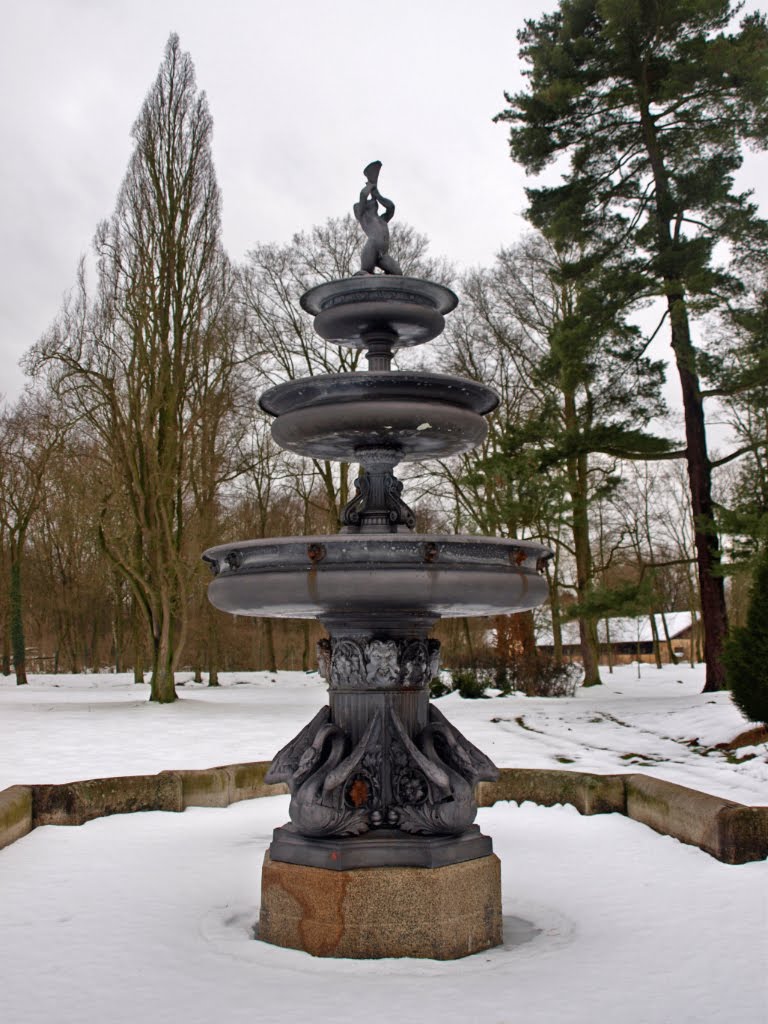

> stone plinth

[{"left": 258, "top": 851, "right": 502, "bottom": 960}]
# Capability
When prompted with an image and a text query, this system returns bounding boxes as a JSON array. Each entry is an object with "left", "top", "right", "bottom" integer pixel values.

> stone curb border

[{"left": 0, "top": 765, "right": 765, "bottom": 865}]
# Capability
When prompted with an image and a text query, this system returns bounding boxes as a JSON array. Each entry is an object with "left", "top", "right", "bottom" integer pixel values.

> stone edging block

[
  {"left": 624, "top": 774, "right": 768, "bottom": 865},
  {"left": 0, "top": 786, "right": 33, "bottom": 850},
  {"left": 0, "top": 764, "right": 764, "bottom": 864},
  {"left": 221, "top": 762, "right": 289, "bottom": 804},
  {"left": 31, "top": 772, "right": 184, "bottom": 827},
  {"left": 477, "top": 768, "right": 626, "bottom": 815}
]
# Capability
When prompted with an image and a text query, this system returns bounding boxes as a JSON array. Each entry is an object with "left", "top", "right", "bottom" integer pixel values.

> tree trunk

[
  {"left": 605, "top": 619, "right": 613, "bottom": 674},
  {"left": 1, "top": 629, "right": 10, "bottom": 676},
  {"left": 149, "top": 616, "right": 177, "bottom": 703},
  {"left": 571, "top": 461, "right": 601, "bottom": 685},
  {"left": 10, "top": 556, "right": 27, "bottom": 685},
  {"left": 462, "top": 618, "right": 475, "bottom": 667},
  {"left": 666, "top": 296, "right": 728, "bottom": 690},
  {"left": 649, "top": 611, "right": 663, "bottom": 669},
  {"left": 546, "top": 563, "right": 564, "bottom": 666},
  {"left": 131, "top": 596, "right": 145, "bottom": 683},
  {"left": 112, "top": 575, "right": 124, "bottom": 673},
  {"left": 263, "top": 618, "right": 277, "bottom": 673},
  {"left": 301, "top": 620, "right": 311, "bottom": 672},
  {"left": 564, "top": 395, "right": 601, "bottom": 686},
  {"left": 638, "top": 95, "right": 728, "bottom": 693},
  {"left": 577, "top": 615, "right": 600, "bottom": 686},
  {"left": 207, "top": 616, "right": 219, "bottom": 685},
  {"left": 660, "top": 610, "right": 679, "bottom": 666}
]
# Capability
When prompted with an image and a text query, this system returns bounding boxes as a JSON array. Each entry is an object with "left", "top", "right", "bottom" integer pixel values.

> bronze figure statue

[{"left": 353, "top": 161, "right": 403, "bottom": 275}]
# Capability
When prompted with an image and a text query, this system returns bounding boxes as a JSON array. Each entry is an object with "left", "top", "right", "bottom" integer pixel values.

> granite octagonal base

[{"left": 258, "top": 851, "right": 502, "bottom": 960}]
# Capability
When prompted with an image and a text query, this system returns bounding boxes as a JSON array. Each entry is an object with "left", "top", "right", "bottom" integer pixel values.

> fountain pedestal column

[{"left": 259, "top": 623, "right": 504, "bottom": 959}]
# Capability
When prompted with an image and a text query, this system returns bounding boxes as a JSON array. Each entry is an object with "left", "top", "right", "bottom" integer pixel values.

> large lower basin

[{"left": 203, "top": 534, "right": 551, "bottom": 620}]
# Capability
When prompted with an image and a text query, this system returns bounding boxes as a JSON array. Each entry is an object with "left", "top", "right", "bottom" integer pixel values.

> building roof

[{"left": 536, "top": 611, "right": 696, "bottom": 648}]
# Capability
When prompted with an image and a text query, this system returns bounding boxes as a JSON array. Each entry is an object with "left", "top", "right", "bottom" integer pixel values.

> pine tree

[{"left": 496, "top": 0, "right": 768, "bottom": 691}]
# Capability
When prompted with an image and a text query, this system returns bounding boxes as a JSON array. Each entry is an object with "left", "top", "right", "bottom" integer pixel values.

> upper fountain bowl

[{"left": 300, "top": 277, "right": 458, "bottom": 348}]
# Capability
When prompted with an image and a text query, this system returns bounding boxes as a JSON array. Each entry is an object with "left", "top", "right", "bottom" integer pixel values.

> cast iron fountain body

[{"left": 203, "top": 164, "right": 552, "bottom": 953}]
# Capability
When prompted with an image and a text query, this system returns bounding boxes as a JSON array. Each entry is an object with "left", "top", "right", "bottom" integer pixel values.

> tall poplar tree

[
  {"left": 32, "top": 35, "right": 232, "bottom": 702},
  {"left": 497, "top": 0, "right": 768, "bottom": 691}
]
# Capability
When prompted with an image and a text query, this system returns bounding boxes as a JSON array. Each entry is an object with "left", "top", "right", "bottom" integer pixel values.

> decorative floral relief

[{"left": 321, "top": 636, "right": 441, "bottom": 689}]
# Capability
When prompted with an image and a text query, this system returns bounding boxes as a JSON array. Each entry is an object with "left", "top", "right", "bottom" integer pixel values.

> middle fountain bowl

[{"left": 204, "top": 534, "right": 550, "bottom": 624}]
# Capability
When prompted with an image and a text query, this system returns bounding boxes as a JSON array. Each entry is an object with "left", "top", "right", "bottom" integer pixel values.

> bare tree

[
  {"left": 30, "top": 36, "right": 233, "bottom": 702},
  {"left": 0, "top": 398, "right": 64, "bottom": 684}
]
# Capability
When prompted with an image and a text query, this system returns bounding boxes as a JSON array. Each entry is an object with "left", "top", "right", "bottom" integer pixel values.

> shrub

[
  {"left": 429, "top": 675, "right": 452, "bottom": 699},
  {"left": 520, "top": 658, "right": 582, "bottom": 698},
  {"left": 724, "top": 554, "right": 768, "bottom": 726},
  {"left": 493, "top": 664, "right": 515, "bottom": 696},
  {"left": 450, "top": 667, "right": 490, "bottom": 699},
  {"left": 494, "top": 656, "right": 581, "bottom": 698}
]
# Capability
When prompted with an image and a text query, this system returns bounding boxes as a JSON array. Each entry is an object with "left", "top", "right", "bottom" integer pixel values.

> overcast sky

[{"left": 1, "top": 0, "right": 767, "bottom": 409}]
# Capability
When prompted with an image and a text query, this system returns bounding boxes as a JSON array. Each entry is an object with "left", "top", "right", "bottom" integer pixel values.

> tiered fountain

[{"left": 203, "top": 163, "right": 551, "bottom": 960}]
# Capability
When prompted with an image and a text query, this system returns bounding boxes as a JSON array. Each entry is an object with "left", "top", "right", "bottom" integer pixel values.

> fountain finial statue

[{"left": 354, "top": 161, "right": 403, "bottom": 276}]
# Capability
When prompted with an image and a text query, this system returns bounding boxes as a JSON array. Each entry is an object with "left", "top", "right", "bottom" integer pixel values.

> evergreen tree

[
  {"left": 723, "top": 552, "right": 768, "bottom": 725},
  {"left": 710, "top": 273, "right": 768, "bottom": 562},
  {"left": 496, "top": 0, "right": 768, "bottom": 691},
  {"left": 442, "top": 235, "right": 670, "bottom": 684}
]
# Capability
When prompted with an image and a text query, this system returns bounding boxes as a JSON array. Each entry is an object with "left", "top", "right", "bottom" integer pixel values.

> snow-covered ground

[
  {"left": 1, "top": 663, "right": 766, "bottom": 1024},
  {"left": 1, "top": 662, "right": 766, "bottom": 804}
]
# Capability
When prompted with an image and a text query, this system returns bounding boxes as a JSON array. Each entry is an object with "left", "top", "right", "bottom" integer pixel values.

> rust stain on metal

[
  {"left": 347, "top": 779, "right": 369, "bottom": 808},
  {"left": 307, "top": 543, "right": 326, "bottom": 563},
  {"left": 225, "top": 549, "right": 243, "bottom": 571},
  {"left": 423, "top": 542, "right": 439, "bottom": 563},
  {"left": 306, "top": 544, "right": 326, "bottom": 603},
  {"left": 509, "top": 547, "right": 527, "bottom": 566}
]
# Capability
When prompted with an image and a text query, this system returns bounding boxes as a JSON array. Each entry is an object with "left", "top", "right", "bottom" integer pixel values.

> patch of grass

[
  {"left": 553, "top": 755, "right": 576, "bottom": 764},
  {"left": 618, "top": 752, "right": 663, "bottom": 766},
  {"left": 723, "top": 751, "right": 758, "bottom": 764}
]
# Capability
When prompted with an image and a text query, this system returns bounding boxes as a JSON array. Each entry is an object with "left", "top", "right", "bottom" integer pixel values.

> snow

[
  {"left": 2, "top": 663, "right": 765, "bottom": 805},
  {"left": 1, "top": 798, "right": 765, "bottom": 1024},
  {"left": 0, "top": 663, "right": 766, "bottom": 1023}
]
